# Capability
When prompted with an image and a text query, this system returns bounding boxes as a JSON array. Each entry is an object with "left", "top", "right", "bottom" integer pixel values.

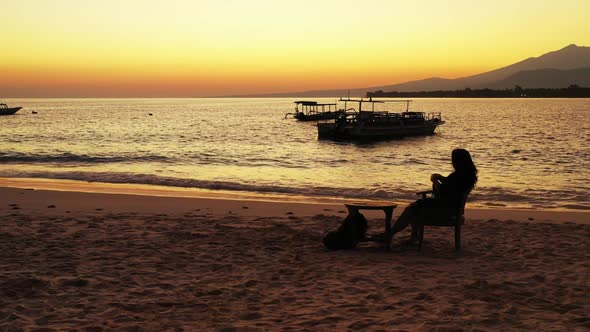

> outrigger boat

[
  {"left": 0, "top": 103, "right": 22, "bottom": 116},
  {"left": 317, "top": 98, "right": 444, "bottom": 140},
  {"left": 285, "top": 101, "right": 344, "bottom": 121}
]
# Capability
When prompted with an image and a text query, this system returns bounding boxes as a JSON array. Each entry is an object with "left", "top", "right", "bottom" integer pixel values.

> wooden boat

[
  {"left": 317, "top": 98, "right": 444, "bottom": 140},
  {"left": 286, "top": 101, "right": 344, "bottom": 121},
  {"left": 0, "top": 103, "right": 22, "bottom": 116}
]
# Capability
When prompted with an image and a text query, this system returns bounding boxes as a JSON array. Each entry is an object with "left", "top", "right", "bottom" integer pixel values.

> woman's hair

[{"left": 452, "top": 149, "right": 478, "bottom": 189}]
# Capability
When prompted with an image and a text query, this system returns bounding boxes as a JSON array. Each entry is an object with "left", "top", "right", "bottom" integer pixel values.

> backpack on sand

[{"left": 323, "top": 212, "right": 368, "bottom": 250}]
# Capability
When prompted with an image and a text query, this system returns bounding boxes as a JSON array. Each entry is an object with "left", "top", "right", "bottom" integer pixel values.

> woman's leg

[{"left": 390, "top": 203, "right": 419, "bottom": 235}]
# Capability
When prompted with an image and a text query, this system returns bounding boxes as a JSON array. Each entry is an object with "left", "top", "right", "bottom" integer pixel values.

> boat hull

[
  {"left": 318, "top": 120, "right": 445, "bottom": 140},
  {"left": 0, "top": 107, "right": 22, "bottom": 116}
]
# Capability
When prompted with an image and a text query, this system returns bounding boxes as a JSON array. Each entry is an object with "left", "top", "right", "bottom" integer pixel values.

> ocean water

[{"left": 1, "top": 98, "right": 589, "bottom": 210}]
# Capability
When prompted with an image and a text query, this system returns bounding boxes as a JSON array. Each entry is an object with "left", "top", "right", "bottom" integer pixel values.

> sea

[{"left": 1, "top": 98, "right": 589, "bottom": 211}]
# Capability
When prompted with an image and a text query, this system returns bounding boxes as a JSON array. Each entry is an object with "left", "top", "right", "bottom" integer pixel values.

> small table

[{"left": 345, "top": 202, "right": 397, "bottom": 250}]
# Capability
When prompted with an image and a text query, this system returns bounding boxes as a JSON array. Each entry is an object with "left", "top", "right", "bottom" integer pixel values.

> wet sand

[{"left": 0, "top": 185, "right": 589, "bottom": 331}]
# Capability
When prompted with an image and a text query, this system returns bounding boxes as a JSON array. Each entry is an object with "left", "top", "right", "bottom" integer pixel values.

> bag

[{"left": 323, "top": 212, "right": 368, "bottom": 250}]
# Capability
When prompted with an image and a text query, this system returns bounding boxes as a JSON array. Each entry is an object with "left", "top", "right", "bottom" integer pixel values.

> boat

[
  {"left": 285, "top": 101, "right": 344, "bottom": 121},
  {"left": 0, "top": 103, "right": 22, "bottom": 116},
  {"left": 317, "top": 98, "right": 444, "bottom": 140}
]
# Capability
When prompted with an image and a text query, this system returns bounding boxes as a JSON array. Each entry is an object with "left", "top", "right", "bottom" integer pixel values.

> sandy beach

[{"left": 1, "top": 182, "right": 589, "bottom": 331}]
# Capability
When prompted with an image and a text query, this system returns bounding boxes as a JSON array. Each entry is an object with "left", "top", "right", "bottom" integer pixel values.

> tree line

[{"left": 366, "top": 85, "right": 590, "bottom": 98}]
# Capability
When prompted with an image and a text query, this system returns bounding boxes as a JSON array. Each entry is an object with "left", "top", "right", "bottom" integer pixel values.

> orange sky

[{"left": 1, "top": 0, "right": 589, "bottom": 97}]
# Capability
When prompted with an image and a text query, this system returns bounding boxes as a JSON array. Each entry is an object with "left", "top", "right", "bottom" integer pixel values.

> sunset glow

[{"left": 2, "top": 0, "right": 589, "bottom": 97}]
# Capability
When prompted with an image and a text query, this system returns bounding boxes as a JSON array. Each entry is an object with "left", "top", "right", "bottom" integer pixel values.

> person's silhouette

[{"left": 390, "top": 149, "right": 478, "bottom": 243}]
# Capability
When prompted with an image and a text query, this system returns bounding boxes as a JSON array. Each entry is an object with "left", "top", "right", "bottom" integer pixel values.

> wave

[
  {"left": 0, "top": 151, "right": 310, "bottom": 169},
  {"left": 0, "top": 170, "right": 415, "bottom": 200},
  {"left": 0, "top": 152, "right": 171, "bottom": 164},
  {"left": 0, "top": 170, "right": 588, "bottom": 211}
]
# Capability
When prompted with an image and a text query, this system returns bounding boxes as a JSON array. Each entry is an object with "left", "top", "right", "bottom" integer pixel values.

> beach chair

[{"left": 415, "top": 190, "right": 469, "bottom": 251}]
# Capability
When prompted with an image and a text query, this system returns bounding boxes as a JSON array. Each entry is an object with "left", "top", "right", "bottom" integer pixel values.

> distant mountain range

[{"left": 230, "top": 44, "right": 590, "bottom": 97}]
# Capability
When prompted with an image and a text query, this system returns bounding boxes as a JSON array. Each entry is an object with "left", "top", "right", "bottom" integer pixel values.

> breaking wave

[
  {"left": 0, "top": 152, "right": 171, "bottom": 164},
  {"left": 0, "top": 170, "right": 415, "bottom": 200},
  {"left": 1, "top": 170, "right": 589, "bottom": 210}
]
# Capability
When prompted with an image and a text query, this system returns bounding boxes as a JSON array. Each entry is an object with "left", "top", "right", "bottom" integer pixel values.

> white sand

[{"left": 0, "top": 181, "right": 589, "bottom": 331}]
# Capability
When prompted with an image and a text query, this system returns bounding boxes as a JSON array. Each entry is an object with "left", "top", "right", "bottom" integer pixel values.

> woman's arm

[
  {"left": 430, "top": 173, "right": 446, "bottom": 194},
  {"left": 430, "top": 173, "right": 446, "bottom": 183}
]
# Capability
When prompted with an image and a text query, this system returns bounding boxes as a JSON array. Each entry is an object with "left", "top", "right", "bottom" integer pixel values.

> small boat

[
  {"left": 317, "top": 98, "right": 444, "bottom": 140},
  {"left": 0, "top": 103, "right": 22, "bottom": 116},
  {"left": 286, "top": 101, "right": 344, "bottom": 121}
]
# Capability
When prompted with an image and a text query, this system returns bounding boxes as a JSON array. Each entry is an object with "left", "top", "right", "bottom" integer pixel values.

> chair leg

[
  {"left": 384, "top": 208, "right": 393, "bottom": 251},
  {"left": 454, "top": 224, "right": 461, "bottom": 250},
  {"left": 418, "top": 224, "right": 424, "bottom": 251}
]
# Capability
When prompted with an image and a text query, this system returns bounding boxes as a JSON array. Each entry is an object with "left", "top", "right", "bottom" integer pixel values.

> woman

[{"left": 390, "top": 148, "right": 478, "bottom": 243}]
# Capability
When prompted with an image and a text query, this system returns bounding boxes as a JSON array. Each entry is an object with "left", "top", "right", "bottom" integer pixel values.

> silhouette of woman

[{"left": 390, "top": 148, "right": 478, "bottom": 243}]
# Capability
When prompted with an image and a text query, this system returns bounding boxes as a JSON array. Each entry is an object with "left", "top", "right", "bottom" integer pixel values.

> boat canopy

[
  {"left": 338, "top": 98, "right": 413, "bottom": 103},
  {"left": 338, "top": 98, "right": 413, "bottom": 112},
  {"left": 294, "top": 101, "right": 337, "bottom": 107},
  {"left": 294, "top": 101, "right": 317, "bottom": 106}
]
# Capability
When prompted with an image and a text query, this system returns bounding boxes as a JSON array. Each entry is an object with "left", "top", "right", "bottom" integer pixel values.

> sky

[{"left": 1, "top": 0, "right": 589, "bottom": 97}]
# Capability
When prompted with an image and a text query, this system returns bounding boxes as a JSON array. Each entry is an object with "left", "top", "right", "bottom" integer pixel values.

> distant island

[{"left": 366, "top": 85, "right": 590, "bottom": 98}]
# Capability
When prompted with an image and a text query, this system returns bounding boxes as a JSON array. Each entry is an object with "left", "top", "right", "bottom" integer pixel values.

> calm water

[{"left": 1, "top": 98, "right": 589, "bottom": 210}]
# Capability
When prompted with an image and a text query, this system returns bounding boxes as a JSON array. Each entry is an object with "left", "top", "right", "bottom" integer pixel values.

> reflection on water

[{"left": 0, "top": 98, "right": 589, "bottom": 210}]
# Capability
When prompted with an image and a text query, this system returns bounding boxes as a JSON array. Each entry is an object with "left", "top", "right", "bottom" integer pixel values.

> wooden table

[{"left": 345, "top": 202, "right": 397, "bottom": 250}]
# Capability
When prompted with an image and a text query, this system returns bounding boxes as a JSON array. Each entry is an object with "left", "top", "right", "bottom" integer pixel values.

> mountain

[
  {"left": 229, "top": 44, "right": 590, "bottom": 97},
  {"left": 435, "top": 44, "right": 590, "bottom": 90}
]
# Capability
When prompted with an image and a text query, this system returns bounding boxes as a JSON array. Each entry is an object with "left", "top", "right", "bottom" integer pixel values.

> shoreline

[{"left": 1, "top": 177, "right": 589, "bottom": 224}]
